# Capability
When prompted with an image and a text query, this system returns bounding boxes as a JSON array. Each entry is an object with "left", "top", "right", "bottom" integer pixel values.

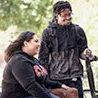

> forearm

[
  {"left": 26, "top": 81, "right": 50, "bottom": 98},
  {"left": 45, "top": 76, "right": 70, "bottom": 89}
]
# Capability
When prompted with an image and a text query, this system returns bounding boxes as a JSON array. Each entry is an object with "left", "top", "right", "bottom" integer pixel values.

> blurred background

[{"left": 0, "top": 0, "right": 98, "bottom": 92}]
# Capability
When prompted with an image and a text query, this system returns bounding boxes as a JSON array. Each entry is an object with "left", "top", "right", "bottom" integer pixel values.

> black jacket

[
  {"left": 39, "top": 21, "right": 88, "bottom": 80},
  {"left": 1, "top": 51, "right": 62, "bottom": 98}
]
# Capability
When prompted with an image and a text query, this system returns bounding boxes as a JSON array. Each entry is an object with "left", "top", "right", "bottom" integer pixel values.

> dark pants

[{"left": 60, "top": 77, "right": 84, "bottom": 98}]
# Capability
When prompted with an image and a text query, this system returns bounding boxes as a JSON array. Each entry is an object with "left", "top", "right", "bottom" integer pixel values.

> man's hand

[{"left": 83, "top": 48, "right": 92, "bottom": 57}]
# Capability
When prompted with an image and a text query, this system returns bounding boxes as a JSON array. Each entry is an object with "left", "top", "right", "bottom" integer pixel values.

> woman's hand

[{"left": 61, "top": 84, "right": 70, "bottom": 90}]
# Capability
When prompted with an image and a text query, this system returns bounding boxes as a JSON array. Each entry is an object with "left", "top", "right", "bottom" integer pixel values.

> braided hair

[{"left": 53, "top": 1, "right": 72, "bottom": 18}]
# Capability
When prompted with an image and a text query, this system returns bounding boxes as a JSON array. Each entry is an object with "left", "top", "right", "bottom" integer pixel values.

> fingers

[
  {"left": 61, "top": 84, "right": 70, "bottom": 90},
  {"left": 83, "top": 48, "right": 92, "bottom": 57}
]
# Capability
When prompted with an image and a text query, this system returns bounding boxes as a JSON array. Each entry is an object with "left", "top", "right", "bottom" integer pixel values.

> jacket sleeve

[
  {"left": 44, "top": 76, "right": 62, "bottom": 89},
  {"left": 12, "top": 60, "right": 50, "bottom": 98},
  {"left": 38, "top": 29, "right": 50, "bottom": 71},
  {"left": 76, "top": 25, "right": 88, "bottom": 55}
]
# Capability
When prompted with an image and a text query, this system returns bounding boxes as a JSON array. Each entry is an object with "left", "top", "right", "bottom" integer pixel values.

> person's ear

[
  {"left": 23, "top": 41, "right": 28, "bottom": 47},
  {"left": 55, "top": 14, "right": 58, "bottom": 19}
]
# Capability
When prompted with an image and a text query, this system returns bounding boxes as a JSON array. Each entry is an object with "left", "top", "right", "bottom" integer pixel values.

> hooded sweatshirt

[{"left": 39, "top": 20, "right": 88, "bottom": 80}]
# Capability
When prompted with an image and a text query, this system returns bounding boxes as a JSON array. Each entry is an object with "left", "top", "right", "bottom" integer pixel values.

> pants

[
  {"left": 60, "top": 77, "right": 83, "bottom": 98},
  {"left": 24, "top": 93, "right": 60, "bottom": 98}
]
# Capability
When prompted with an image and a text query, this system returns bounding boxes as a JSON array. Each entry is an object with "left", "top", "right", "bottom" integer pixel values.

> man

[{"left": 39, "top": 1, "right": 92, "bottom": 98}]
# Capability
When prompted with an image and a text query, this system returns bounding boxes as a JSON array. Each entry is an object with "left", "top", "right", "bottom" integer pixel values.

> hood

[
  {"left": 48, "top": 19, "right": 73, "bottom": 29},
  {"left": 48, "top": 19, "right": 57, "bottom": 28}
]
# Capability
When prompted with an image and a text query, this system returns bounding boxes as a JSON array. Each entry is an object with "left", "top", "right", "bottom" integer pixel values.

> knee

[
  {"left": 71, "top": 88, "right": 78, "bottom": 95},
  {"left": 66, "top": 88, "right": 79, "bottom": 98}
]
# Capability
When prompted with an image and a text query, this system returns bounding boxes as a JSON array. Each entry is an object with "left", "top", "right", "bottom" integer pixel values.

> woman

[{"left": 1, "top": 31, "right": 78, "bottom": 98}]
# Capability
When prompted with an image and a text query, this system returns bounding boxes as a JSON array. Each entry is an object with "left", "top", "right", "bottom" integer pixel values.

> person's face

[
  {"left": 24, "top": 35, "right": 40, "bottom": 56},
  {"left": 56, "top": 8, "right": 72, "bottom": 26}
]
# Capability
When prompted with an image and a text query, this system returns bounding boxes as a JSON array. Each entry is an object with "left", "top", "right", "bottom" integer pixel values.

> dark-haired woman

[{"left": 1, "top": 31, "right": 78, "bottom": 98}]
